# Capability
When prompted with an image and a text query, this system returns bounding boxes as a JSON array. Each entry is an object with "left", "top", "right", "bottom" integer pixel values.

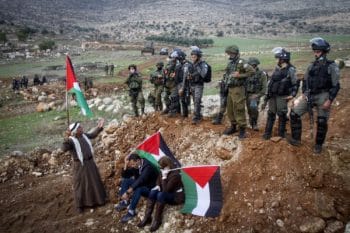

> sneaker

[
  {"left": 115, "top": 201, "right": 128, "bottom": 212},
  {"left": 121, "top": 210, "right": 136, "bottom": 223},
  {"left": 314, "top": 144, "right": 322, "bottom": 154}
]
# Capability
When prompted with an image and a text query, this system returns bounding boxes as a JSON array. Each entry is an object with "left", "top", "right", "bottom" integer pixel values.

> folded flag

[
  {"left": 136, "top": 131, "right": 181, "bottom": 169},
  {"left": 66, "top": 55, "right": 93, "bottom": 117},
  {"left": 180, "top": 165, "right": 223, "bottom": 217}
]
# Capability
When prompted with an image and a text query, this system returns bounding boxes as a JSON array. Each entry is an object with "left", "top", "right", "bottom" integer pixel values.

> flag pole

[
  {"left": 66, "top": 55, "right": 70, "bottom": 127},
  {"left": 66, "top": 88, "right": 70, "bottom": 127}
]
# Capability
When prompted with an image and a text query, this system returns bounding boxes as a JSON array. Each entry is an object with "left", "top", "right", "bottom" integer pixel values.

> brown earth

[{"left": 0, "top": 69, "right": 349, "bottom": 233}]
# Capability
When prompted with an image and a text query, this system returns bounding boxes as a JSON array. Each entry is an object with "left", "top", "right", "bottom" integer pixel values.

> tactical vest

[
  {"left": 269, "top": 65, "right": 293, "bottom": 96},
  {"left": 226, "top": 60, "right": 246, "bottom": 87},
  {"left": 246, "top": 70, "right": 264, "bottom": 94},
  {"left": 128, "top": 74, "right": 141, "bottom": 90},
  {"left": 307, "top": 60, "right": 333, "bottom": 94},
  {"left": 174, "top": 63, "right": 185, "bottom": 85}
]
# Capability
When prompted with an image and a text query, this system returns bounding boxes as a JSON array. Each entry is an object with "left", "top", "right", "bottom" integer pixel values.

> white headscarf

[{"left": 69, "top": 122, "right": 80, "bottom": 135}]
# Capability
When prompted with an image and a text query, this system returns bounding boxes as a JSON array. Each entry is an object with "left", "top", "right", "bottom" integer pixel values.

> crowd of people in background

[{"left": 125, "top": 37, "right": 340, "bottom": 154}]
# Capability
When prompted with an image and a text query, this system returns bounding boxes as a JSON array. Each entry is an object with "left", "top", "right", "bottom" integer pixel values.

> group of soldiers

[
  {"left": 105, "top": 63, "right": 115, "bottom": 76},
  {"left": 12, "top": 74, "right": 48, "bottom": 92},
  {"left": 125, "top": 37, "right": 340, "bottom": 154}
]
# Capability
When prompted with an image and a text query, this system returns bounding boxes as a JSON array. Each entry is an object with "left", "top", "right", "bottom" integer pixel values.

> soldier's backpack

[{"left": 203, "top": 62, "right": 212, "bottom": 83}]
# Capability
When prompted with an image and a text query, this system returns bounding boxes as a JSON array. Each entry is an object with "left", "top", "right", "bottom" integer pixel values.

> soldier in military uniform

[
  {"left": 125, "top": 64, "right": 145, "bottom": 117},
  {"left": 182, "top": 46, "right": 208, "bottom": 124},
  {"left": 162, "top": 56, "right": 178, "bottom": 115},
  {"left": 223, "top": 45, "right": 255, "bottom": 139},
  {"left": 167, "top": 49, "right": 188, "bottom": 117},
  {"left": 149, "top": 62, "right": 165, "bottom": 111},
  {"left": 263, "top": 48, "right": 298, "bottom": 140},
  {"left": 175, "top": 49, "right": 192, "bottom": 118},
  {"left": 288, "top": 38, "right": 340, "bottom": 154},
  {"left": 245, "top": 57, "right": 267, "bottom": 131}
]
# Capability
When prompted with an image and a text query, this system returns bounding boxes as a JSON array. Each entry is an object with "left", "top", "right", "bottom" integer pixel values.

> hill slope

[
  {"left": 1, "top": 0, "right": 350, "bottom": 40},
  {"left": 0, "top": 69, "right": 349, "bottom": 232}
]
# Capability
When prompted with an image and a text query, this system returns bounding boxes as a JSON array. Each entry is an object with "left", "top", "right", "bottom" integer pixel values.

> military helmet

[
  {"left": 272, "top": 47, "right": 290, "bottom": 61},
  {"left": 248, "top": 57, "right": 260, "bottom": 66},
  {"left": 190, "top": 46, "right": 202, "bottom": 57},
  {"left": 156, "top": 61, "right": 164, "bottom": 67},
  {"left": 225, "top": 45, "right": 239, "bottom": 54},
  {"left": 310, "top": 37, "right": 330, "bottom": 52},
  {"left": 128, "top": 64, "right": 137, "bottom": 70}
]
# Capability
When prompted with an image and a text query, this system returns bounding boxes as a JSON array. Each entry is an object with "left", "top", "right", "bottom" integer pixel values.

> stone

[
  {"left": 276, "top": 219, "right": 284, "bottom": 228},
  {"left": 324, "top": 221, "right": 344, "bottom": 233},
  {"left": 270, "top": 136, "right": 282, "bottom": 142},
  {"left": 98, "top": 104, "right": 106, "bottom": 111},
  {"left": 32, "top": 172, "right": 43, "bottom": 177},
  {"left": 48, "top": 156, "right": 58, "bottom": 166},
  {"left": 299, "top": 217, "right": 326, "bottom": 233},
  {"left": 38, "top": 95, "right": 47, "bottom": 102},
  {"left": 36, "top": 102, "right": 51, "bottom": 112},
  {"left": 105, "top": 105, "right": 115, "bottom": 112},
  {"left": 345, "top": 222, "right": 350, "bottom": 233},
  {"left": 254, "top": 198, "right": 264, "bottom": 208},
  {"left": 103, "top": 97, "right": 113, "bottom": 105},
  {"left": 11, "top": 151, "right": 24, "bottom": 156}
]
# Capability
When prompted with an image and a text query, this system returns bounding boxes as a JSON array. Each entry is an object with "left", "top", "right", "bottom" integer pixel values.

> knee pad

[{"left": 317, "top": 116, "right": 327, "bottom": 127}]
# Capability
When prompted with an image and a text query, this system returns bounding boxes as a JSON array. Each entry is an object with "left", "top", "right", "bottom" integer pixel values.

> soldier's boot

[
  {"left": 288, "top": 111, "right": 302, "bottom": 146},
  {"left": 159, "top": 103, "right": 163, "bottom": 111},
  {"left": 134, "top": 109, "right": 139, "bottom": 117},
  {"left": 277, "top": 113, "right": 288, "bottom": 138},
  {"left": 212, "top": 113, "right": 223, "bottom": 125},
  {"left": 251, "top": 118, "right": 259, "bottom": 131},
  {"left": 239, "top": 127, "right": 246, "bottom": 139},
  {"left": 150, "top": 203, "right": 165, "bottom": 232},
  {"left": 137, "top": 200, "right": 155, "bottom": 228},
  {"left": 182, "top": 104, "right": 189, "bottom": 118},
  {"left": 263, "top": 112, "right": 276, "bottom": 140},
  {"left": 161, "top": 108, "right": 169, "bottom": 115},
  {"left": 314, "top": 116, "right": 328, "bottom": 154},
  {"left": 141, "top": 107, "right": 145, "bottom": 115},
  {"left": 223, "top": 123, "right": 237, "bottom": 135}
]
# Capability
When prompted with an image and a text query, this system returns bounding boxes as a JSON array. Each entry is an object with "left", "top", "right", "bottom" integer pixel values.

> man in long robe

[{"left": 62, "top": 119, "right": 107, "bottom": 213}]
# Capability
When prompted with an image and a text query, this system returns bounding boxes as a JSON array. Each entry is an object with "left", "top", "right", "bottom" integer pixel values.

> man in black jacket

[{"left": 115, "top": 153, "right": 159, "bottom": 223}]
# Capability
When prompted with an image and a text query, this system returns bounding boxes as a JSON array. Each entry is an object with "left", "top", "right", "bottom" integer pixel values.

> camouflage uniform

[
  {"left": 176, "top": 60, "right": 191, "bottom": 118},
  {"left": 245, "top": 58, "right": 267, "bottom": 130},
  {"left": 263, "top": 48, "right": 298, "bottom": 140},
  {"left": 225, "top": 58, "right": 255, "bottom": 136},
  {"left": 149, "top": 62, "right": 165, "bottom": 111},
  {"left": 187, "top": 60, "right": 208, "bottom": 123},
  {"left": 126, "top": 71, "right": 145, "bottom": 117},
  {"left": 289, "top": 37, "right": 340, "bottom": 154},
  {"left": 162, "top": 59, "right": 177, "bottom": 115}
]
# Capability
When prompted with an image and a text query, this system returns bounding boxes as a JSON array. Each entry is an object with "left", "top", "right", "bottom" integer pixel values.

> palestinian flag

[
  {"left": 180, "top": 165, "right": 223, "bottom": 217},
  {"left": 136, "top": 132, "right": 181, "bottom": 169},
  {"left": 66, "top": 55, "right": 93, "bottom": 117}
]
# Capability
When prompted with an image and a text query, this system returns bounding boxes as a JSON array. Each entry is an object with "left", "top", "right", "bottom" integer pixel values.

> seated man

[
  {"left": 116, "top": 153, "right": 140, "bottom": 200},
  {"left": 138, "top": 156, "right": 184, "bottom": 232},
  {"left": 115, "top": 153, "right": 159, "bottom": 223}
]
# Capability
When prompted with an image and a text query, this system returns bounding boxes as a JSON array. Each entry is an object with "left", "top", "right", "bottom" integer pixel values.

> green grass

[
  {"left": 1, "top": 35, "right": 350, "bottom": 155},
  {"left": 0, "top": 106, "right": 117, "bottom": 155}
]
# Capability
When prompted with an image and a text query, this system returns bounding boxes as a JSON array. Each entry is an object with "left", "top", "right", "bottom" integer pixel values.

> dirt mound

[{"left": 1, "top": 71, "right": 350, "bottom": 233}]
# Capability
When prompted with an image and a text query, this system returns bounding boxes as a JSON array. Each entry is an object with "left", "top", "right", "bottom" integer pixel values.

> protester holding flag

[
  {"left": 138, "top": 156, "right": 184, "bottom": 232},
  {"left": 61, "top": 119, "right": 107, "bottom": 213},
  {"left": 115, "top": 153, "right": 159, "bottom": 223}
]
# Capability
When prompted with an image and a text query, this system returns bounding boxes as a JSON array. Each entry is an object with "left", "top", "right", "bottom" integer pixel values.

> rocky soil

[{"left": 0, "top": 69, "right": 350, "bottom": 233}]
